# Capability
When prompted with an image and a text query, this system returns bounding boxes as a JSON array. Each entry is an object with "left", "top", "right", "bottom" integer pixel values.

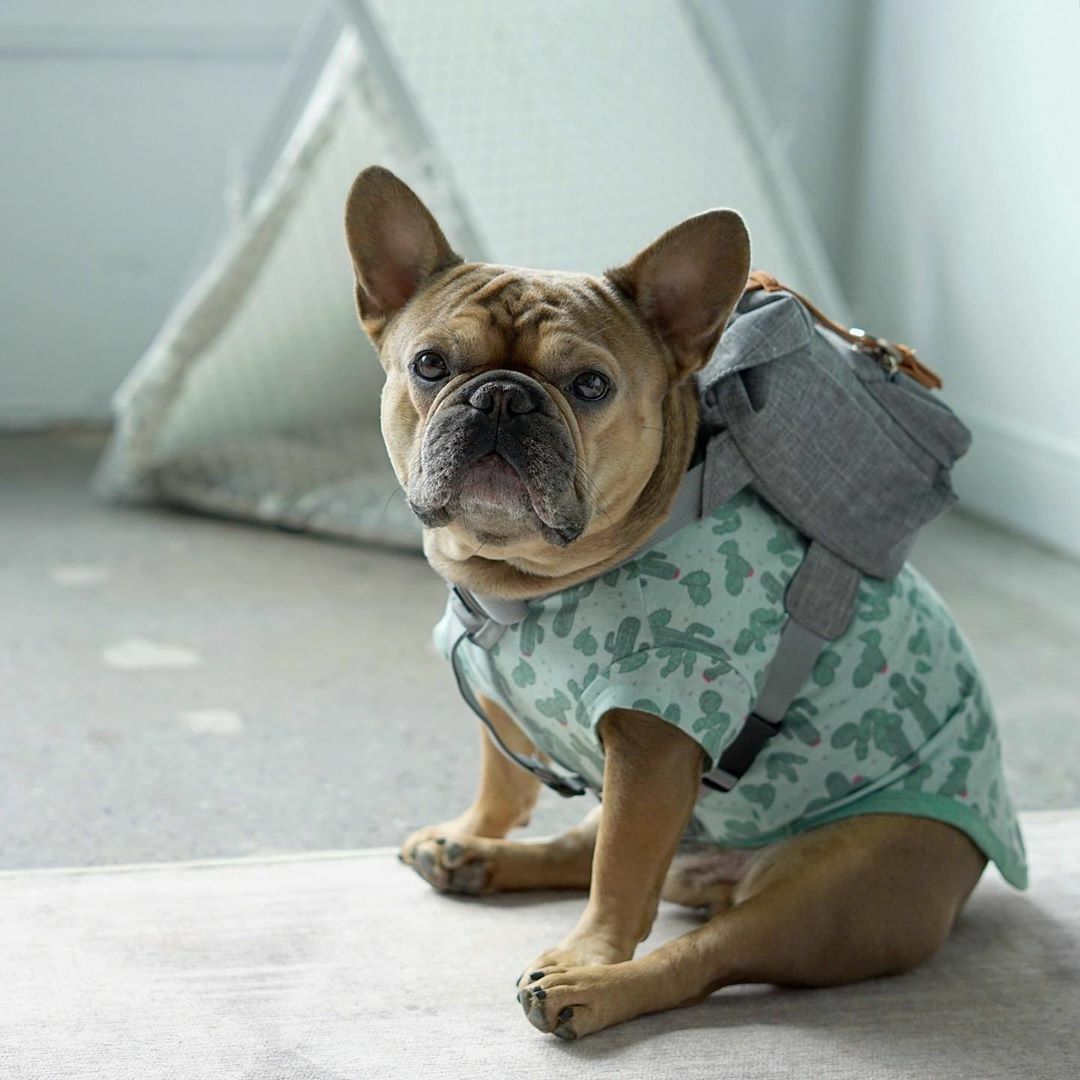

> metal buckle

[
  {"left": 743, "top": 711, "right": 783, "bottom": 742},
  {"left": 700, "top": 712, "right": 782, "bottom": 793},
  {"left": 851, "top": 327, "right": 901, "bottom": 378},
  {"left": 877, "top": 339, "right": 902, "bottom": 376},
  {"left": 701, "top": 767, "right": 740, "bottom": 793},
  {"left": 537, "top": 769, "right": 588, "bottom": 798}
]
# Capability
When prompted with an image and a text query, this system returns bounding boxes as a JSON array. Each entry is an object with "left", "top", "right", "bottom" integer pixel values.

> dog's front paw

[
  {"left": 515, "top": 934, "right": 633, "bottom": 1038},
  {"left": 516, "top": 962, "right": 634, "bottom": 1040},
  {"left": 400, "top": 829, "right": 495, "bottom": 895}
]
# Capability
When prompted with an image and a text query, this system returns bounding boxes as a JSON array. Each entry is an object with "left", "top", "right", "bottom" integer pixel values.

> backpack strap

[
  {"left": 745, "top": 270, "right": 944, "bottom": 391},
  {"left": 784, "top": 541, "right": 863, "bottom": 639},
  {"left": 448, "top": 583, "right": 522, "bottom": 649},
  {"left": 702, "top": 617, "right": 826, "bottom": 792},
  {"left": 699, "top": 538, "right": 862, "bottom": 790},
  {"left": 447, "top": 475, "right": 863, "bottom": 797}
]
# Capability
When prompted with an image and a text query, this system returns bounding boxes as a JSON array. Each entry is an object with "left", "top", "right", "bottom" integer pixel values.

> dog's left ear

[
  {"left": 344, "top": 166, "right": 463, "bottom": 341},
  {"left": 606, "top": 210, "right": 750, "bottom": 377}
]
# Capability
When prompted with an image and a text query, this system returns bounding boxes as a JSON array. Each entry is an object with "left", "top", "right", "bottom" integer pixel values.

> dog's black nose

[{"left": 467, "top": 379, "right": 536, "bottom": 418}]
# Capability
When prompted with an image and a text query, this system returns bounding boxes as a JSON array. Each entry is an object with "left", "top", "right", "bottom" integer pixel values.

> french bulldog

[{"left": 343, "top": 166, "right": 1015, "bottom": 1040}]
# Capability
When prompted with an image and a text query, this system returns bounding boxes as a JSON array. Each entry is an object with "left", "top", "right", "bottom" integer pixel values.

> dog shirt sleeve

[{"left": 576, "top": 646, "right": 757, "bottom": 771}]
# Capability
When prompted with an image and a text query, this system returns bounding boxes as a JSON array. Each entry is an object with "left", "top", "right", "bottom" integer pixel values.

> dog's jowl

[{"left": 344, "top": 166, "right": 1025, "bottom": 1040}]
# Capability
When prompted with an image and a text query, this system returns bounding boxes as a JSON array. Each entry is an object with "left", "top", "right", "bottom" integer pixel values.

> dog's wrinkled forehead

[{"left": 397, "top": 265, "right": 639, "bottom": 374}]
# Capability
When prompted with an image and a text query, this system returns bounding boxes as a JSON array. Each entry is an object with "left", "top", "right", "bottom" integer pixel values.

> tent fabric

[{"left": 96, "top": 0, "right": 846, "bottom": 550}]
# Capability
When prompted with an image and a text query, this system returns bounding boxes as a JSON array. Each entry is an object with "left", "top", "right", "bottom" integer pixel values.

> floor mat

[{"left": 1, "top": 811, "right": 1077, "bottom": 1079}]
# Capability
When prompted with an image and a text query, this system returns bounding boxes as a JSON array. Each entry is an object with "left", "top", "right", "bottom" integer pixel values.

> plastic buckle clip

[
  {"left": 534, "top": 766, "right": 588, "bottom": 798},
  {"left": 701, "top": 712, "right": 782, "bottom": 793},
  {"left": 851, "top": 327, "right": 902, "bottom": 379}
]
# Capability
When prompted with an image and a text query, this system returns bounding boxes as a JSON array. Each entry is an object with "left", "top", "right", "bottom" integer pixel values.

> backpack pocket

[{"left": 851, "top": 348, "right": 972, "bottom": 469}]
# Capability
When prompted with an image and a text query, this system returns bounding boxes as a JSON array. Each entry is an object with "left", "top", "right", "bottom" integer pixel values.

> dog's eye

[
  {"left": 569, "top": 371, "right": 610, "bottom": 402},
  {"left": 412, "top": 350, "right": 449, "bottom": 381}
]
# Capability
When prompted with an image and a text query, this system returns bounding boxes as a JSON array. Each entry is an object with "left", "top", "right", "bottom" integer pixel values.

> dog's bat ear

[
  {"left": 344, "top": 166, "right": 463, "bottom": 341},
  {"left": 605, "top": 210, "right": 750, "bottom": 377}
]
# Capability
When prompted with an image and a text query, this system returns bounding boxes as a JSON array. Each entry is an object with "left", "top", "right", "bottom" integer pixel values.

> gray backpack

[{"left": 448, "top": 272, "right": 971, "bottom": 797}]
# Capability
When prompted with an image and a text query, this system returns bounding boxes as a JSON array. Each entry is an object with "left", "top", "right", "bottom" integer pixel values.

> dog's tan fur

[{"left": 345, "top": 167, "right": 986, "bottom": 1039}]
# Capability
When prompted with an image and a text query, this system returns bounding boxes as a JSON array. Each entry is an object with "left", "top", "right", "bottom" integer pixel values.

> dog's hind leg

[
  {"left": 661, "top": 846, "right": 757, "bottom": 914},
  {"left": 520, "top": 813, "right": 986, "bottom": 1039}
]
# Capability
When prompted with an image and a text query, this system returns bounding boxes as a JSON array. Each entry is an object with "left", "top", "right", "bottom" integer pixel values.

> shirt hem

[{"left": 697, "top": 789, "right": 1028, "bottom": 890}]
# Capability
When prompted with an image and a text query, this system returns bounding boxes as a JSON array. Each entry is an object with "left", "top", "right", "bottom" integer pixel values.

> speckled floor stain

[{"left": 103, "top": 639, "right": 202, "bottom": 671}]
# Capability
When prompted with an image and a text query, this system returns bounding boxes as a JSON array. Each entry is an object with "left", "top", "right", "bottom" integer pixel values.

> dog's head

[{"left": 344, "top": 167, "right": 749, "bottom": 595}]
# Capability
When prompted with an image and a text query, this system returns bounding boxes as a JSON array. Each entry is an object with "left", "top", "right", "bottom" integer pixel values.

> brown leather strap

[{"left": 745, "top": 270, "right": 943, "bottom": 390}]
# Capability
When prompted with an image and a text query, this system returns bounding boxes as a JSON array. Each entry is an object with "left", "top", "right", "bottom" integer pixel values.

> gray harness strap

[
  {"left": 701, "top": 617, "right": 825, "bottom": 791},
  {"left": 448, "top": 586, "right": 522, "bottom": 650},
  {"left": 448, "top": 588, "right": 588, "bottom": 797},
  {"left": 701, "top": 541, "right": 860, "bottom": 789},
  {"left": 448, "top": 463, "right": 849, "bottom": 797}
]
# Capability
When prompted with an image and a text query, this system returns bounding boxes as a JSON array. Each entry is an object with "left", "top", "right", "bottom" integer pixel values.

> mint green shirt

[{"left": 435, "top": 489, "right": 1027, "bottom": 888}]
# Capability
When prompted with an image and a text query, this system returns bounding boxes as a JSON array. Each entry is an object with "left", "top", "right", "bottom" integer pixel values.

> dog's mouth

[
  {"left": 442, "top": 448, "right": 580, "bottom": 546},
  {"left": 457, "top": 453, "right": 531, "bottom": 511}
]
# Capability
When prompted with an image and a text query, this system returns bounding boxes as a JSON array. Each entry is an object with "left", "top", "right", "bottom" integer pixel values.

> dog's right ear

[
  {"left": 606, "top": 210, "right": 750, "bottom": 379},
  {"left": 344, "top": 166, "right": 463, "bottom": 342}
]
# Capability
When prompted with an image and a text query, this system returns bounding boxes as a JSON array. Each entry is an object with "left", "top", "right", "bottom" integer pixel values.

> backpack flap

[
  {"left": 699, "top": 284, "right": 972, "bottom": 585},
  {"left": 701, "top": 286, "right": 815, "bottom": 383},
  {"left": 784, "top": 541, "right": 863, "bottom": 639}
]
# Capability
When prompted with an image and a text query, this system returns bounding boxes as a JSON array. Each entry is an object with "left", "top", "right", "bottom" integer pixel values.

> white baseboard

[{"left": 955, "top": 410, "right": 1080, "bottom": 561}]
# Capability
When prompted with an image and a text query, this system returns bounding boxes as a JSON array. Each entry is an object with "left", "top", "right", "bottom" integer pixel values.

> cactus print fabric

[{"left": 434, "top": 490, "right": 1028, "bottom": 888}]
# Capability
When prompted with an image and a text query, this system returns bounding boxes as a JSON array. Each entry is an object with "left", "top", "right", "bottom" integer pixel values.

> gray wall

[
  {"left": 0, "top": 1, "right": 307, "bottom": 427},
  {"left": 850, "top": 0, "right": 1080, "bottom": 555},
  {"left": 727, "top": 0, "right": 871, "bottom": 299},
  {"left": 729, "top": 0, "right": 1080, "bottom": 556}
]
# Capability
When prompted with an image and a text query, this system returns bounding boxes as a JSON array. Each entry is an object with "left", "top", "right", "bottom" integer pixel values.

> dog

[{"left": 343, "top": 166, "right": 1027, "bottom": 1040}]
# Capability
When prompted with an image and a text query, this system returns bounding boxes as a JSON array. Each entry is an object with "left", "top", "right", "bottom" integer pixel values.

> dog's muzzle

[{"left": 408, "top": 369, "right": 586, "bottom": 544}]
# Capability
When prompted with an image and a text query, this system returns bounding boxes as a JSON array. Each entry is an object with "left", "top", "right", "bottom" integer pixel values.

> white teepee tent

[{"left": 96, "top": 0, "right": 846, "bottom": 550}]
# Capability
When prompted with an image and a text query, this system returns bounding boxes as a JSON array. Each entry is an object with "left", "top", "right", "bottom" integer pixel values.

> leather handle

[{"left": 745, "top": 270, "right": 943, "bottom": 391}]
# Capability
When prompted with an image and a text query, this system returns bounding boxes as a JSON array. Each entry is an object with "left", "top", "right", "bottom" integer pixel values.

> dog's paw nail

[
  {"left": 533, "top": 988, "right": 546, "bottom": 1000},
  {"left": 558, "top": 1006, "right": 574, "bottom": 1022},
  {"left": 515, "top": 970, "right": 525, "bottom": 985},
  {"left": 435, "top": 837, "right": 446, "bottom": 845},
  {"left": 529, "top": 971, "right": 545, "bottom": 982}
]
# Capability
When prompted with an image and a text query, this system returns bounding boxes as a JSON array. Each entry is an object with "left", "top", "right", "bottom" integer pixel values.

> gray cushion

[{"left": 1, "top": 811, "right": 1077, "bottom": 1078}]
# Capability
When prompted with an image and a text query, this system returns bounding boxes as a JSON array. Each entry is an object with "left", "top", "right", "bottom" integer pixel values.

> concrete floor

[{"left": 2, "top": 432, "right": 1078, "bottom": 870}]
